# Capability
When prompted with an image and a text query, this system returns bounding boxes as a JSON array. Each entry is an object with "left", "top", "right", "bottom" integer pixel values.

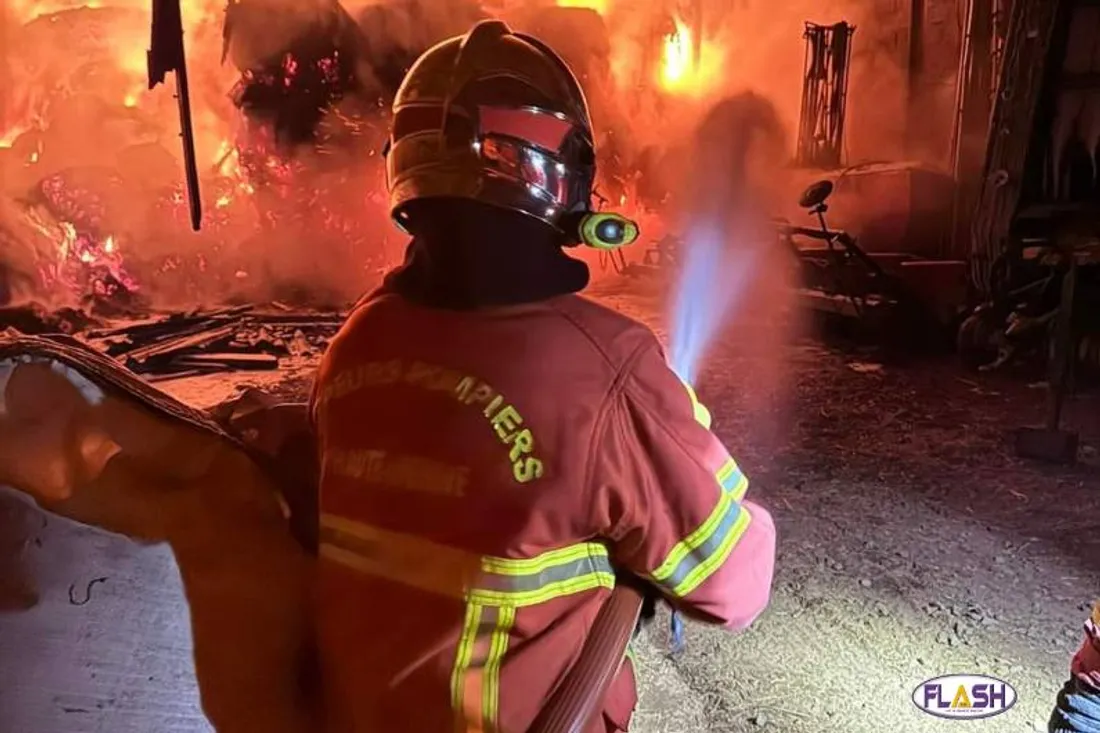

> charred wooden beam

[
  {"left": 90, "top": 305, "right": 252, "bottom": 347},
  {"left": 124, "top": 323, "right": 237, "bottom": 367},
  {"left": 171, "top": 352, "right": 280, "bottom": 371}
]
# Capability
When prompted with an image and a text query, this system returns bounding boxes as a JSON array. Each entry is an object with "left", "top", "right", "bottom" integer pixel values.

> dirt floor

[{"left": 1, "top": 277, "right": 1098, "bottom": 733}]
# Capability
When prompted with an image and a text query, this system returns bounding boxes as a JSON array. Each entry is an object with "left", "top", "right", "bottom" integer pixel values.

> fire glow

[
  {"left": 554, "top": 0, "right": 609, "bottom": 15},
  {"left": 658, "top": 16, "right": 724, "bottom": 96},
  {"left": 661, "top": 17, "right": 694, "bottom": 88},
  {"left": 2, "top": 0, "right": 736, "bottom": 309}
]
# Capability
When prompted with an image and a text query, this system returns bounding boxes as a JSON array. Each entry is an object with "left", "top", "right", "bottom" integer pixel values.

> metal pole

[{"left": 1047, "top": 251, "right": 1077, "bottom": 432}]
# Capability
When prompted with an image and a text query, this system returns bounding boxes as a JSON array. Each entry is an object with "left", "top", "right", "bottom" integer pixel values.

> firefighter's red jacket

[
  {"left": 310, "top": 289, "right": 777, "bottom": 732},
  {"left": 1072, "top": 602, "right": 1100, "bottom": 684}
]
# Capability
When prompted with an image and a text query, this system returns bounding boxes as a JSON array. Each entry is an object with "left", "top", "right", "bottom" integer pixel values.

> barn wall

[
  {"left": 909, "top": 0, "right": 964, "bottom": 169},
  {"left": 840, "top": 0, "right": 962, "bottom": 170}
]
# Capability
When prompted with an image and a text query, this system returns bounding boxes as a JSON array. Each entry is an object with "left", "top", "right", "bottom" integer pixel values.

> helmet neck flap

[{"left": 382, "top": 198, "right": 590, "bottom": 310}]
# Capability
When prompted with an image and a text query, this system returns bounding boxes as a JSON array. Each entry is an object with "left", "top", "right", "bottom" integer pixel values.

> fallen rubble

[{"left": 2, "top": 302, "right": 345, "bottom": 379}]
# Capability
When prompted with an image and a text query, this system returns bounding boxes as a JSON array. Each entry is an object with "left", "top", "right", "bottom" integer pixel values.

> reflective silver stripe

[
  {"left": 474, "top": 545, "right": 615, "bottom": 606},
  {"left": 319, "top": 513, "right": 614, "bottom": 607},
  {"left": 657, "top": 497, "right": 749, "bottom": 597},
  {"left": 477, "top": 553, "right": 612, "bottom": 593},
  {"left": 716, "top": 458, "right": 749, "bottom": 499}
]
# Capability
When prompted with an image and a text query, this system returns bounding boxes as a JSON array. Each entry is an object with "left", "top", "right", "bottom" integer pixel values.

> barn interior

[{"left": 1, "top": 0, "right": 1100, "bottom": 731}]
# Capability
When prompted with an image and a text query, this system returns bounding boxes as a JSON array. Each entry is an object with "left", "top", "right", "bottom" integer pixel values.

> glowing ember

[{"left": 40, "top": 218, "right": 139, "bottom": 302}]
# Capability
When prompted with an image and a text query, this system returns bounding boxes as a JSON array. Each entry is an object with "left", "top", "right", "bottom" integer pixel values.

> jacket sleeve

[
  {"left": 591, "top": 336, "right": 776, "bottom": 631},
  {"left": 1049, "top": 603, "right": 1100, "bottom": 732}
]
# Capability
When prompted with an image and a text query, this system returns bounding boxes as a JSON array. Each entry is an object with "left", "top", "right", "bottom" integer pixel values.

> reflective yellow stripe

[
  {"left": 674, "top": 509, "right": 751, "bottom": 597},
  {"left": 451, "top": 603, "right": 481, "bottom": 730},
  {"left": 318, "top": 519, "right": 478, "bottom": 600},
  {"left": 318, "top": 513, "right": 614, "bottom": 606},
  {"left": 318, "top": 513, "right": 613, "bottom": 601},
  {"left": 320, "top": 515, "right": 612, "bottom": 728},
  {"left": 681, "top": 380, "right": 712, "bottom": 429},
  {"left": 468, "top": 573, "right": 614, "bottom": 607},
  {"left": 649, "top": 457, "right": 752, "bottom": 597},
  {"left": 483, "top": 605, "right": 515, "bottom": 730},
  {"left": 481, "top": 543, "right": 599, "bottom": 574},
  {"left": 448, "top": 602, "right": 516, "bottom": 733},
  {"left": 716, "top": 457, "right": 749, "bottom": 500},
  {"left": 651, "top": 491, "right": 733, "bottom": 583}
]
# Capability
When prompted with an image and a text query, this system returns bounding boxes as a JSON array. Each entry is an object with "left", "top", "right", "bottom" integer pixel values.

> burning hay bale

[{"left": 225, "top": 0, "right": 374, "bottom": 148}]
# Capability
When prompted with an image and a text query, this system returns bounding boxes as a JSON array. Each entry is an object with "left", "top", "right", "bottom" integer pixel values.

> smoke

[
  {"left": 667, "top": 92, "right": 788, "bottom": 384},
  {"left": 347, "top": 0, "right": 487, "bottom": 93}
]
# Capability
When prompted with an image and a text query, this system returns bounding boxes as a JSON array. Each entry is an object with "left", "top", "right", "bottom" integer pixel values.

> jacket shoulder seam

[
  {"left": 581, "top": 336, "right": 654, "bottom": 530},
  {"left": 544, "top": 301, "right": 655, "bottom": 524}
]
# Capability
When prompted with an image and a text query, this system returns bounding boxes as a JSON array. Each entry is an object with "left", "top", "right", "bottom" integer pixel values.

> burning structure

[{"left": 0, "top": 0, "right": 968, "bottom": 316}]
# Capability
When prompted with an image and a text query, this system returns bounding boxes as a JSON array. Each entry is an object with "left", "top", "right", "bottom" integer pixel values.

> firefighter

[
  {"left": 1050, "top": 601, "right": 1100, "bottom": 733},
  {"left": 310, "top": 19, "right": 776, "bottom": 732}
]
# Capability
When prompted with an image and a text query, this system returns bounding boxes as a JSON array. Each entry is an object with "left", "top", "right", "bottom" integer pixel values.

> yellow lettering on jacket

[
  {"left": 318, "top": 359, "right": 403, "bottom": 405},
  {"left": 316, "top": 360, "right": 544, "bottom": 485},
  {"left": 455, "top": 376, "right": 544, "bottom": 484},
  {"left": 325, "top": 448, "right": 469, "bottom": 497},
  {"left": 403, "top": 361, "right": 464, "bottom": 392}
]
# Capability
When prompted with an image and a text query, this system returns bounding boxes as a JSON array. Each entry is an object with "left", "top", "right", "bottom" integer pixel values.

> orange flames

[
  {"left": 661, "top": 17, "right": 693, "bottom": 88},
  {"left": 554, "top": 0, "right": 609, "bottom": 14},
  {"left": 658, "top": 15, "right": 724, "bottom": 97},
  {"left": 0, "top": 0, "right": 252, "bottom": 304},
  {"left": 549, "top": 0, "right": 725, "bottom": 98},
  {"left": 2, "top": 0, "right": 734, "bottom": 304}
]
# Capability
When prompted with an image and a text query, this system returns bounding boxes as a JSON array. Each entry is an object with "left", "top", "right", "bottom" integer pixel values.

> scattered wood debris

[{"left": 38, "top": 304, "right": 348, "bottom": 378}]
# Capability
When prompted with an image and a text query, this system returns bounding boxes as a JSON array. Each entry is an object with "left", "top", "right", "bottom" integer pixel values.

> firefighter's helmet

[{"left": 385, "top": 20, "right": 611, "bottom": 243}]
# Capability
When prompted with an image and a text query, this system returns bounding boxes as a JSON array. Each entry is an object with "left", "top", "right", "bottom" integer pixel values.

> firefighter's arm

[
  {"left": 1049, "top": 604, "right": 1100, "bottom": 732},
  {"left": 593, "top": 338, "right": 776, "bottom": 631}
]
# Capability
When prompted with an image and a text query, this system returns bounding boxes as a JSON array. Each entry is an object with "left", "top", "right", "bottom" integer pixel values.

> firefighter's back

[{"left": 311, "top": 289, "right": 653, "bottom": 732}]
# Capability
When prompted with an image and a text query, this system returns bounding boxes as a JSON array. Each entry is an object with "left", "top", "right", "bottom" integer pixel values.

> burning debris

[
  {"left": 89, "top": 304, "right": 343, "bottom": 379},
  {"left": 0, "top": 298, "right": 342, "bottom": 379},
  {"left": 0, "top": 0, "right": 398, "bottom": 309}
]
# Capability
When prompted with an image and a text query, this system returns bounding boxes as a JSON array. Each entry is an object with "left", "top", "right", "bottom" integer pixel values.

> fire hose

[
  {"left": 528, "top": 582, "right": 646, "bottom": 733},
  {"left": 528, "top": 380, "right": 713, "bottom": 731}
]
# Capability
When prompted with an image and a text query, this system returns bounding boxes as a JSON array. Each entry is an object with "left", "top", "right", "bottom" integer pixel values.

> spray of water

[{"left": 667, "top": 223, "right": 759, "bottom": 385}]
